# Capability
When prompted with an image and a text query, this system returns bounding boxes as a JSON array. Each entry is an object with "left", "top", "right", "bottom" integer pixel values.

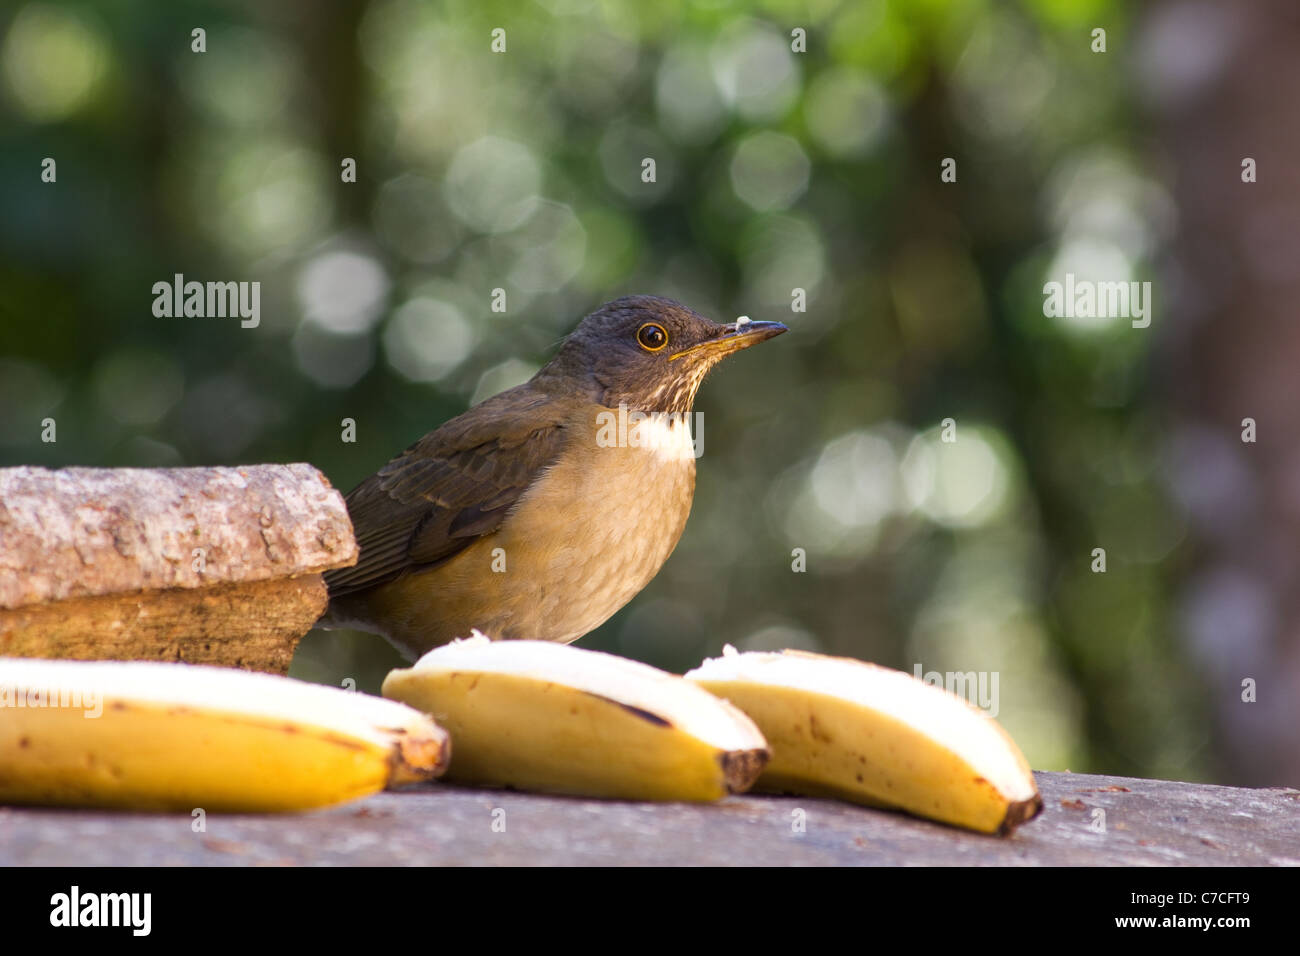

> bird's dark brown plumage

[{"left": 325, "top": 383, "right": 576, "bottom": 598}]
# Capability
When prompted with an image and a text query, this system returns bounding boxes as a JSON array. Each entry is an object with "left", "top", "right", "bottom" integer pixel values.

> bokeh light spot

[
  {"left": 445, "top": 136, "right": 541, "bottom": 233},
  {"left": 729, "top": 131, "right": 811, "bottom": 211},
  {"left": 2, "top": 4, "right": 108, "bottom": 122},
  {"left": 382, "top": 298, "right": 476, "bottom": 383},
  {"left": 297, "top": 250, "right": 391, "bottom": 335}
]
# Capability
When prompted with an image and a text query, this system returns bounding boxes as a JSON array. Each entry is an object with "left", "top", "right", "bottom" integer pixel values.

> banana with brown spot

[
  {"left": 0, "top": 658, "right": 450, "bottom": 812},
  {"left": 686, "top": 647, "right": 1042, "bottom": 834},
  {"left": 383, "top": 634, "right": 769, "bottom": 801}
]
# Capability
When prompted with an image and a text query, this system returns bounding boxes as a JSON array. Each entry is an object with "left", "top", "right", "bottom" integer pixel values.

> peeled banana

[
  {"left": 382, "top": 635, "right": 769, "bottom": 801},
  {"left": 686, "top": 647, "right": 1042, "bottom": 834},
  {"left": 0, "top": 657, "right": 450, "bottom": 812}
]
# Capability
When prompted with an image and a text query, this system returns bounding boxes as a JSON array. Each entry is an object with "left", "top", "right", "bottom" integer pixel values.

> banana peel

[
  {"left": 383, "top": 634, "right": 769, "bottom": 801},
  {"left": 687, "top": 647, "right": 1043, "bottom": 834},
  {"left": 0, "top": 657, "right": 450, "bottom": 812}
]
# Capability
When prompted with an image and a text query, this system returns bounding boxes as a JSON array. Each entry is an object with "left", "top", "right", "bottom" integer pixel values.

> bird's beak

[{"left": 668, "top": 319, "right": 788, "bottom": 363}]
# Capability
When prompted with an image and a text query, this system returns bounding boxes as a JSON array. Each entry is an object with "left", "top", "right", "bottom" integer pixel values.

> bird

[{"left": 318, "top": 295, "right": 786, "bottom": 660}]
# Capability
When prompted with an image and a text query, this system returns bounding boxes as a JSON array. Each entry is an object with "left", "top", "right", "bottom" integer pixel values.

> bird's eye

[{"left": 637, "top": 322, "right": 668, "bottom": 351}]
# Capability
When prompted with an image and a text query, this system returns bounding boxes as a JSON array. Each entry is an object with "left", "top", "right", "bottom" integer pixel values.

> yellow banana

[
  {"left": 382, "top": 634, "right": 769, "bottom": 801},
  {"left": 686, "top": 647, "right": 1042, "bottom": 834},
  {"left": 0, "top": 657, "right": 449, "bottom": 812}
]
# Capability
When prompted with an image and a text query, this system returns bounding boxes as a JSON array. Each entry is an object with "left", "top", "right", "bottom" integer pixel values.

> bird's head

[{"left": 539, "top": 295, "right": 787, "bottom": 414}]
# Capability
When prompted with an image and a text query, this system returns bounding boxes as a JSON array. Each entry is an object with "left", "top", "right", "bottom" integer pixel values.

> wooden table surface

[{"left": 3, "top": 771, "right": 1297, "bottom": 866}]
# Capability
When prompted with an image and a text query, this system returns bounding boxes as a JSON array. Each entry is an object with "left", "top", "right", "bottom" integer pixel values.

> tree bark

[{"left": 0, "top": 464, "right": 357, "bottom": 674}]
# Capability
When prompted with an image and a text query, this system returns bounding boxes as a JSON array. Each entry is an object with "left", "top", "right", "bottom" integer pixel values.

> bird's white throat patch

[{"left": 595, "top": 403, "right": 702, "bottom": 460}]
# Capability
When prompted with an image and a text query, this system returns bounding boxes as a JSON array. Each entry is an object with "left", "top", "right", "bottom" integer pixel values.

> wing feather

[{"left": 324, "top": 384, "right": 575, "bottom": 597}]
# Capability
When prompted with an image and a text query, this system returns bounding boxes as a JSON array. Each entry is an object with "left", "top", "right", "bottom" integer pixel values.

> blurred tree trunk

[{"left": 1143, "top": 0, "right": 1300, "bottom": 786}]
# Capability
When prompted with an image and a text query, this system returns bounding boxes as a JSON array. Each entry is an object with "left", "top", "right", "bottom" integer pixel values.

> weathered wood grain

[
  {"left": 0, "top": 576, "right": 328, "bottom": 673},
  {"left": 1, "top": 772, "right": 1295, "bottom": 866},
  {"left": 0, "top": 464, "right": 357, "bottom": 673}
]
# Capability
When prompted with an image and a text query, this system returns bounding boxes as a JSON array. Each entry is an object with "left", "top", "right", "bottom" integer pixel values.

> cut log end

[{"left": 0, "top": 575, "right": 330, "bottom": 675}]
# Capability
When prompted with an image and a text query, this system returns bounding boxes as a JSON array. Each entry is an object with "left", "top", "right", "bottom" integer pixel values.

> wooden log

[{"left": 0, "top": 464, "right": 357, "bottom": 674}]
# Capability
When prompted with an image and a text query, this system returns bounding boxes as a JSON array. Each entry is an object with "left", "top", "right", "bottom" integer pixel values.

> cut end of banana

[
  {"left": 385, "top": 640, "right": 769, "bottom": 802},
  {"left": 0, "top": 658, "right": 450, "bottom": 812},
  {"left": 998, "top": 791, "right": 1045, "bottom": 835},
  {"left": 687, "top": 649, "right": 1042, "bottom": 835},
  {"left": 720, "top": 747, "right": 770, "bottom": 794},
  {"left": 390, "top": 726, "right": 454, "bottom": 786}
]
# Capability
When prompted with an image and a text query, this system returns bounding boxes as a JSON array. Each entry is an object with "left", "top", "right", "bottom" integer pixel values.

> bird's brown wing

[{"left": 324, "top": 384, "right": 576, "bottom": 598}]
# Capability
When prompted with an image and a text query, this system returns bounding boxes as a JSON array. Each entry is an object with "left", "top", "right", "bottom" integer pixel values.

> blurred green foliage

[{"left": 0, "top": 0, "right": 1212, "bottom": 781}]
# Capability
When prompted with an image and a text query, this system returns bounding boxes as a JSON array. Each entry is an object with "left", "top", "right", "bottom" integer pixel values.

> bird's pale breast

[{"left": 364, "top": 406, "right": 698, "bottom": 658}]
